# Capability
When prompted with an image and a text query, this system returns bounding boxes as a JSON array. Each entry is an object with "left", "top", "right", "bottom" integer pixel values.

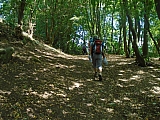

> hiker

[
  {"left": 82, "top": 43, "right": 87, "bottom": 55},
  {"left": 90, "top": 36, "right": 105, "bottom": 81},
  {"left": 88, "top": 37, "right": 107, "bottom": 63}
]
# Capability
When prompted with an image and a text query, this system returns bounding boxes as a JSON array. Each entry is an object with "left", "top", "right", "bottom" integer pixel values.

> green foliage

[
  {"left": 0, "top": 0, "right": 160, "bottom": 57},
  {"left": 68, "top": 44, "right": 82, "bottom": 55},
  {"left": 0, "top": 47, "right": 14, "bottom": 63}
]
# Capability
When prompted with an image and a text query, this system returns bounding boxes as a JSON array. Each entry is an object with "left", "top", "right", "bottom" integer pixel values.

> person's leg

[
  {"left": 96, "top": 54, "right": 103, "bottom": 80},
  {"left": 92, "top": 54, "right": 98, "bottom": 78}
]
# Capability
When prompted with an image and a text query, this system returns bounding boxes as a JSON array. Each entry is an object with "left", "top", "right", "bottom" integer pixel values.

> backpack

[{"left": 93, "top": 39, "right": 103, "bottom": 54}]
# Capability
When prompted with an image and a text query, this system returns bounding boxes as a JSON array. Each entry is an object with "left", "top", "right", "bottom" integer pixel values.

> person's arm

[
  {"left": 90, "top": 43, "right": 93, "bottom": 56},
  {"left": 102, "top": 43, "right": 105, "bottom": 58}
]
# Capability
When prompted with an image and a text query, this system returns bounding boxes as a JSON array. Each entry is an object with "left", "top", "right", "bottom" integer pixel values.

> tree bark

[
  {"left": 144, "top": 15, "right": 160, "bottom": 55},
  {"left": 18, "top": 0, "right": 26, "bottom": 27},
  {"left": 123, "top": 0, "right": 146, "bottom": 67},
  {"left": 122, "top": 11, "right": 129, "bottom": 57},
  {"left": 142, "top": 0, "right": 149, "bottom": 58},
  {"left": 154, "top": 0, "right": 160, "bottom": 19},
  {"left": 15, "top": 0, "right": 26, "bottom": 40},
  {"left": 128, "top": 15, "right": 146, "bottom": 66}
]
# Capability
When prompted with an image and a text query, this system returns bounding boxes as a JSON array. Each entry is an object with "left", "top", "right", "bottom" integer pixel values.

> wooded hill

[
  {"left": 0, "top": 19, "right": 160, "bottom": 120},
  {"left": 0, "top": 0, "right": 160, "bottom": 66},
  {"left": 0, "top": 0, "right": 160, "bottom": 119}
]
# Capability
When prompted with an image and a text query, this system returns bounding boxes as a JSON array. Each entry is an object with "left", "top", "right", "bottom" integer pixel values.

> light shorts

[{"left": 92, "top": 53, "right": 102, "bottom": 69}]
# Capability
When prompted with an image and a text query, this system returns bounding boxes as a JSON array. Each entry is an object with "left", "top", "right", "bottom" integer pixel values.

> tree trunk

[
  {"left": 154, "top": 0, "right": 160, "bottom": 60},
  {"left": 123, "top": 0, "right": 146, "bottom": 67},
  {"left": 142, "top": 0, "right": 149, "bottom": 58},
  {"left": 143, "top": 18, "right": 149, "bottom": 57},
  {"left": 154, "top": 0, "right": 160, "bottom": 19},
  {"left": 15, "top": 0, "right": 26, "bottom": 40},
  {"left": 18, "top": 0, "right": 26, "bottom": 27},
  {"left": 116, "top": 25, "right": 122, "bottom": 54},
  {"left": 128, "top": 15, "right": 146, "bottom": 67},
  {"left": 28, "top": 5, "right": 34, "bottom": 39},
  {"left": 144, "top": 14, "right": 160, "bottom": 56},
  {"left": 123, "top": 12, "right": 129, "bottom": 57},
  {"left": 128, "top": 28, "right": 132, "bottom": 57}
]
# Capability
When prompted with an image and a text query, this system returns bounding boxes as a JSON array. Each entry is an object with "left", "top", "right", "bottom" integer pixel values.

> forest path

[{"left": 0, "top": 40, "right": 160, "bottom": 119}]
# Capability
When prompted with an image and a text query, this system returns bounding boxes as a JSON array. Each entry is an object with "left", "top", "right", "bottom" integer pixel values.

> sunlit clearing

[
  {"left": 153, "top": 68, "right": 159, "bottom": 71},
  {"left": 46, "top": 109, "right": 52, "bottom": 114},
  {"left": 106, "top": 108, "right": 114, "bottom": 113},
  {"left": 52, "top": 63, "right": 76, "bottom": 69},
  {"left": 0, "top": 90, "right": 11, "bottom": 95},
  {"left": 117, "top": 62, "right": 128, "bottom": 65},
  {"left": 117, "top": 83, "right": 124, "bottom": 87},
  {"left": 119, "top": 70, "right": 125, "bottom": 73},
  {"left": 114, "top": 99, "right": 121, "bottom": 103},
  {"left": 119, "top": 75, "right": 141, "bottom": 82},
  {"left": 34, "top": 54, "right": 41, "bottom": 58},
  {"left": 136, "top": 70, "right": 145, "bottom": 74},
  {"left": 86, "top": 103, "right": 93, "bottom": 107},
  {"left": 151, "top": 74, "right": 156, "bottom": 77},
  {"left": 43, "top": 44, "right": 84, "bottom": 60},
  {"left": 118, "top": 73, "right": 123, "bottom": 76},
  {"left": 123, "top": 97, "right": 131, "bottom": 101},
  {"left": 118, "top": 70, "right": 125, "bottom": 75},
  {"left": 156, "top": 78, "right": 160, "bottom": 81},
  {"left": 56, "top": 93, "right": 67, "bottom": 97},
  {"left": 110, "top": 65, "right": 116, "bottom": 68},
  {"left": 140, "top": 90, "right": 147, "bottom": 94},
  {"left": 130, "top": 75, "right": 140, "bottom": 80},
  {"left": 119, "top": 79, "right": 128, "bottom": 82},
  {"left": 29, "top": 51, "right": 35, "bottom": 55},
  {"left": 26, "top": 107, "right": 35, "bottom": 118},
  {"left": 42, "top": 54, "right": 54, "bottom": 60},
  {"left": 63, "top": 110, "right": 70, "bottom": 115},
  {"left": 151, "top": 86, "right": 160, "bottom": 95},
  {"left": 30, "top": 91, "right": 52, "bottom": 99},
  {"left": 86, "top": 79, "right": 92, "bottom": 82},
  {"left": 100, "top": 98, "right": 106, "bottom": 101},
  {"left": 69, "top": 82, "right": 83, "bottom": 90}
]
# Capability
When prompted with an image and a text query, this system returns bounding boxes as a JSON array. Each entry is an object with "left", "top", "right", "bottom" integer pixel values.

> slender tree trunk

[
  {"left": 143, "top": 0, "right": 149, "bottom": 58},
  {"left": 154, "top": 0, "right": 160, "bottom": 19},
  {"left": 122, "top": 12, "right": 129, "bottom": 57},
  {"left": 96, "top": 3, "right": 101, "bottom": 38},
  {"left": 143, "top": 19, "right": 148, "bottom": 58},
  {"left": 128, "top": 15, "right": 146, "bottom": 66},
  {"left": 120, "top": 0, "right": 129, "bottom": 57},
  {"left": 137, "top": 18, "right": 141, "bottom": 42},
  {"left": 123, "top": 20, "right": 128, "bottom": 57},
  {"left": 123, "top": 0, "right": 146, "bottom": 66},
  {"left": 116, "top": 25, "right": 122, "bottom": 54},
  {"left": 133, "top": 0, "right": 140, "bottom": 43},
  {"left": 28, "top": 5, "right": 34, "bottom": 39},
  {"left": 154, "top": 0, "right": 160, "bottom": 60},
  {"left": 128, "top": 28, "right": 132, "bottom": 57},
  {"left": 111, "top": 12, "right": 114, "bottom": 53},
  {"left": 144, "top": 14, "right": 160, "bottom": 56},
  {"left": 18, "top": 0, "right": 26, "bottom": 28},
  {"left": 15, "top": 0, "right": 26, "bottom": 40}
]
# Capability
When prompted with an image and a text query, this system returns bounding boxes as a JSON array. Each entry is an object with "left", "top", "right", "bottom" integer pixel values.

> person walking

[
  {"left": 82, "top": 43, "right": 87, "bottom": 55},
  {"left": 90, "top": 36, "right": 104, "bottom": 81}
]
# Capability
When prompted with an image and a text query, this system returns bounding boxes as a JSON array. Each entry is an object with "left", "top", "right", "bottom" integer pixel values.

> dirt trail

[{"left": 0, "top": 40, "right": 160, "bottom": 119}]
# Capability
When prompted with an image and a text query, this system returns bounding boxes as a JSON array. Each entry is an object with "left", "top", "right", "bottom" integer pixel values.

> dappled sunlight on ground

[{"left": 0, "top": 41, "right": 160, "bottom": 119}]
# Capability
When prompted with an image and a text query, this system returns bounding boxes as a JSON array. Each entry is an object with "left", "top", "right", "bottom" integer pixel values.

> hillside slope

[{"left": 0, "top": 22, "right": 160, "bottom": 120}]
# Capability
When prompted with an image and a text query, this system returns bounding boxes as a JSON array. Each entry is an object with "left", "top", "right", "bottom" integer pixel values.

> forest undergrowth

[{"left": 0, "top": 23, "right": 160, "bottom": 120}]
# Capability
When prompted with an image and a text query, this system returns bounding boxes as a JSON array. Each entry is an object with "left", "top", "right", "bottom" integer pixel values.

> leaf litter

[{"left": 0, "top": 23, "right": 160, "bottom": 120}]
